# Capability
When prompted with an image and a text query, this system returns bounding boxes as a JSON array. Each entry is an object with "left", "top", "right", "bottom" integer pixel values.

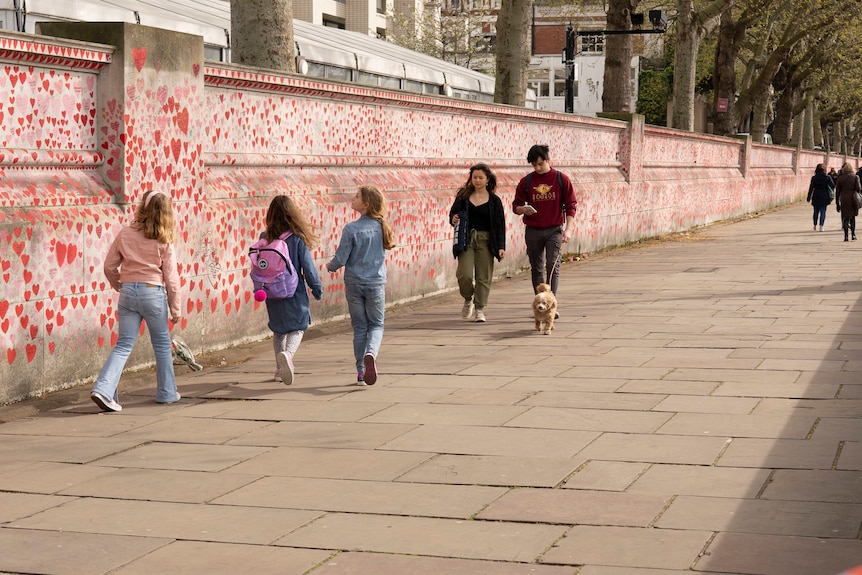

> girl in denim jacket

[{"left": 327, "top": 186, "right": 395, "bottom": 385}]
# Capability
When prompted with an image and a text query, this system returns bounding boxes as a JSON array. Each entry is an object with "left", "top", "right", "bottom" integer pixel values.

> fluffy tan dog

[{"left": 532, "top": 283, "right": 557, "bottom": 335}]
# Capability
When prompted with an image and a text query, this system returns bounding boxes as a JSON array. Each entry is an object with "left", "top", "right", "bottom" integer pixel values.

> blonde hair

[
  {"left": 265, "top": 195, "right": 319, "bottom": 248},
  {"left": 842, "top": 162, "right": 855, "bottom": 175},
  {"left": 359, "top": 186, "right": 395, "bottom": 250},
  {"left": 135, "top": 190, "right": 175, "bottom": 243}
]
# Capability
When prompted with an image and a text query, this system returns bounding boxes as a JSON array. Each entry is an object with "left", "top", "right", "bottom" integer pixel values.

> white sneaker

[
  {"left": 277, "top": 351, "right": 294, "bottom": 385},
  {"left": 474, "top": 309, "right": 486, "bottom": 322},
  {"left": 273, "top": 371, "right": 283, "bottom": 382},
  {"left": 91, "top": 391, "right": 122, "bottom": 412},
  {"left": 461, "top": 300, "right": 474, "bottom": 319}
]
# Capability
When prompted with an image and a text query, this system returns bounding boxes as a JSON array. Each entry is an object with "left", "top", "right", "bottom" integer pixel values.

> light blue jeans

[
  {"left": 345, "top": 283, "right": 385, "bottom": 374},
  {"left": 92, "top": 282, "right": 179, "bottom": 403}
]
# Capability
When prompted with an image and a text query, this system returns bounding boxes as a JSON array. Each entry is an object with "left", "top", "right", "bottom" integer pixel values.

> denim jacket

[{"left": 327, "top": 215, "right": 386, "bottom": 286}]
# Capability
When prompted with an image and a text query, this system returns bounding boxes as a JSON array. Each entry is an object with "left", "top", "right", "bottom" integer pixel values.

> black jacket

[
  {"left": 448, "top": 193, "right": 506, "bottom": 261},
  {"left": 807, "top": 172, "right": 834, "bottom": 206}
]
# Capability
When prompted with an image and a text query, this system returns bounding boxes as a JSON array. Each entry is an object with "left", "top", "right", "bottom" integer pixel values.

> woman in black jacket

[
  {"left": 448, "top": 163, "right": 506, "bottom": 323},
  {"left": 807, "top": 163, "right": 834, "bottom": 231}
]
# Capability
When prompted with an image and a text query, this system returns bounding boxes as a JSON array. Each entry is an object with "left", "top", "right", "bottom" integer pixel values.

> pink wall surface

[{"left": 0, "top": 25, "right": 837, "bottom": 404}]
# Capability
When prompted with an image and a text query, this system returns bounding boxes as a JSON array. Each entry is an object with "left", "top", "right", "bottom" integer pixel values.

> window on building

[
  {"left": 376, "top": 27, "right": 387, "bottom": 39},
  {"left": 528, "top": 68, "right": 550, "bottom": 97},
  {"left": 356, "top": 71, "right": 378, "bottom": 87},
  {"left": 403, "top": 79, "right": 423, "bottom": 94},
  {"left": 379, "top": 75, "right": 401, "bottom": 89},
  {"left": 579, "top": 34, "right": 603, "bottom": 53},
  {"left": 323, "top": 17, "right": 345, "bottom": 28},
  {"left": 377, "top": 0, "right": 386, "bottom": 14},
  {"left": 325, "top": 65, "right": 351, "bottom": 82}
]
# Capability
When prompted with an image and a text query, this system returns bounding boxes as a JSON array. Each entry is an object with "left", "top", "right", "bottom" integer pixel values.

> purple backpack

[{"left": 249, "top": 231, "right": 299, "bottom": 299}]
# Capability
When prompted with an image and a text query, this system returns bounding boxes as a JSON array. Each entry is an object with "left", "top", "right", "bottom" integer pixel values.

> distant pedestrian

[
  {"left": 835, "top": 162, "right": 861, "bottom": 241},
  {"left": 449, "top": 163, "right": 506, "bottom": 323},
  {"left": 91, "top": 190, "right": 182, "bottom": 412},
  {"left": 256, "top": 195, "right": 323, "bottom": 385},
  {"left": 807, "top": 163, "right": 834, "bottom": 231},
  {"left": 327, "top": 186, "right": 395, "bottom": 385},
  {"left": 512, "top": 144, "right": 577, "bottom": 316}
]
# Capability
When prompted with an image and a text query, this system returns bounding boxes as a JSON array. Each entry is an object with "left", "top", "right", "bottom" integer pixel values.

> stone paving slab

[
  {"left": 93, "top": 441, "right": 271, "bottom": 471},
  {"left": 505, "top": 406, "right": 671, "bottom": 433},
  {"left": 110, "top": 541, "right": 333, "bottom": 575},
  {"left": 655, "top": 495, "right": 862, "bottom": 538},
  {"left": 0, "top": 492, "right": 71, "bottom": 522},
  {"left": 212, "top": 475, "right": 507, "bottom": 518},
  {"left": 561, "top": 460, "right": 650, "bottom": 491},
  {"left": 10, "top": 497, "right": 321, "bottom": 544},
  {"left": 759, "top": 469, "right": 862, "bottom": 503},
  {"left": 221, "top": 445, "right": 433, "bottom": 480},
  {"left": 655, "top": 412, "right": 817, "bottom": 438},
  {"left": 626, "top": 464, "right": 771, "bottom": 498},
  {"left": 541, "top": 525, "right": 713, "bottom": 569},
  {"left": 477, "top": 488, "right": 669, "bottom": 527},
  {"left": 694, "top": 532, "right": 862, "bottom": 575},
  {"left": 58, "top": 467, "right": 260, "bottom": 503},
  {"left": 0, "top": 461, "right": 117, "bottom": 494},
  {"left": 312, "top": 552, "right": 576, "bottom": 574},
  {"left": 275, "top": 512, "right": 567, "bottom": 562},
  {"left": 378, "top": 423, "right": 598, "bottom": 457},
  {"left": 0, "top": 528, "right": 171, "bottom": 575},
  {"left": 395, "top": 453, "right": 585, "bottom": 487}
]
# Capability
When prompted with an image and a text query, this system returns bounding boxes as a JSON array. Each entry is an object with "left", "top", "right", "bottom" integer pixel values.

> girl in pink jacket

[{"left": 90, "top": 190, "right": 182, "bottom": 412}]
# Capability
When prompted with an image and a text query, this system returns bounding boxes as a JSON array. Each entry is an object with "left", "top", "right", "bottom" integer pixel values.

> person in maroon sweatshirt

[{"left": 512, "top": 145, "right": 577, "bottom": 311}]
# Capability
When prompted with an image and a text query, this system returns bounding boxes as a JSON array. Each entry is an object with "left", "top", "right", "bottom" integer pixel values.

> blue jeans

[
  {"left": 813, "top": 204, "right": 827, "bottom": 227},
  {"left": 92, "top": 282, "right": 179, "bottom": 403},
  {"left": 345, "top": 283, "right": 385, "bottom": 373}
]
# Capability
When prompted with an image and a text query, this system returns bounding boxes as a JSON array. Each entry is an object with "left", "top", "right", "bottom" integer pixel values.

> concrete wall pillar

[
  {"left": 40, "top": 23, "right": 206, "bottom": 209},
  {"left": 620, "top": 114, "right": 644, "bottom": 183}
]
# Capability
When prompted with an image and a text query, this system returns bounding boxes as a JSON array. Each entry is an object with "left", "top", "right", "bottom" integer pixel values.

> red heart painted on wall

[
  {"left": 132, "top": 47, "right": 147, "bottom": 72},
  {"left": 176, "top": 108, "right": 189, "bottom": 134}
]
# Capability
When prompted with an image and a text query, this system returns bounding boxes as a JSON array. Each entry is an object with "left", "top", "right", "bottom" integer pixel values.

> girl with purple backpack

[{"left": 258, "top": 195, "right": 323, "bottom": 384}]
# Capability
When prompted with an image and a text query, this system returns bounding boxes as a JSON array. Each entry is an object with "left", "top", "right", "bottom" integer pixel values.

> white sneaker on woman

[{"left": 461, "top": 300, "right": 474, "bottom": 319}]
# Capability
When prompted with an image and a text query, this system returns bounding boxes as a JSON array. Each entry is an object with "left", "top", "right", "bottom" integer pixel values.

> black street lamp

[{"left": 563, "top": 23, "right": 575, "bottom": 114}]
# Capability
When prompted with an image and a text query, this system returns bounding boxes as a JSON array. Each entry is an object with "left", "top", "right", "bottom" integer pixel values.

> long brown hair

[
  {"left": 264, "top": 195, "right": 318, "bottom": 248},
  {"left": 359, "top": 186, "right": 395, "bottom": 250},
  {"left": 135, "top": 190, "right": 175, "bottom": 244},
  {"left": 455, "top": 163, "right": 497, "bottom": 202}
]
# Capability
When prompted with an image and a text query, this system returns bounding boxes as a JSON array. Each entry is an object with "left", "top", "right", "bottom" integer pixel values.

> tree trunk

[
  {"left": 712, "top": 4, "right": 739, "bottom": 136},
  {"left": 602, "top": 0, "right": 637, "bottom": 114},
  {"left": 671, "top": 0, "right": 698, "bottom": 131},
  {"left": 494, "top": 0, "right": 533, "bottom": 106},
  {"left": 772, "top": 84, "right": 796, "bottom": 145},
  {"left": 802, "top": 101, "right": 815, "bottom": 149},
  {"left": 231, "top": 0, "right": 296, "bottom": 72}
]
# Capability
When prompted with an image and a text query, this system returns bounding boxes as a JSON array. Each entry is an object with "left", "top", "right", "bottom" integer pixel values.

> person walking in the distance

[
  {"left": 449, "top": 163, "right": 506, "bottom": 322},
  {"left": 512, "top": 145, "right": 577, "bottom": 316},
  {"left": 256, "top": 195, "right": 323, "bottom": 385},
  {"left": 90, "top": 190, "right": 182, "bottom": 412},
  {"left": 327, "top": 186, "right": 396, "bottom": 385},
  {"left": 835, "top": 162, "right": 861, "bottom": 242},
  {"left": 807, "top": 163, "right": 834, "bottom": 231}
]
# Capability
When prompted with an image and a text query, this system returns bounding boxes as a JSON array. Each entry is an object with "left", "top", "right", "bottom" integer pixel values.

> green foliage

[{"left": 637, "top": 50, "right": 673, "bottom": 126}]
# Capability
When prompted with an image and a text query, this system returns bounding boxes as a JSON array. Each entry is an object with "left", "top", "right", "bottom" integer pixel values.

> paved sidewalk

[{"left": 1, "top": 203, "right": 862, "bottom": 575}]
